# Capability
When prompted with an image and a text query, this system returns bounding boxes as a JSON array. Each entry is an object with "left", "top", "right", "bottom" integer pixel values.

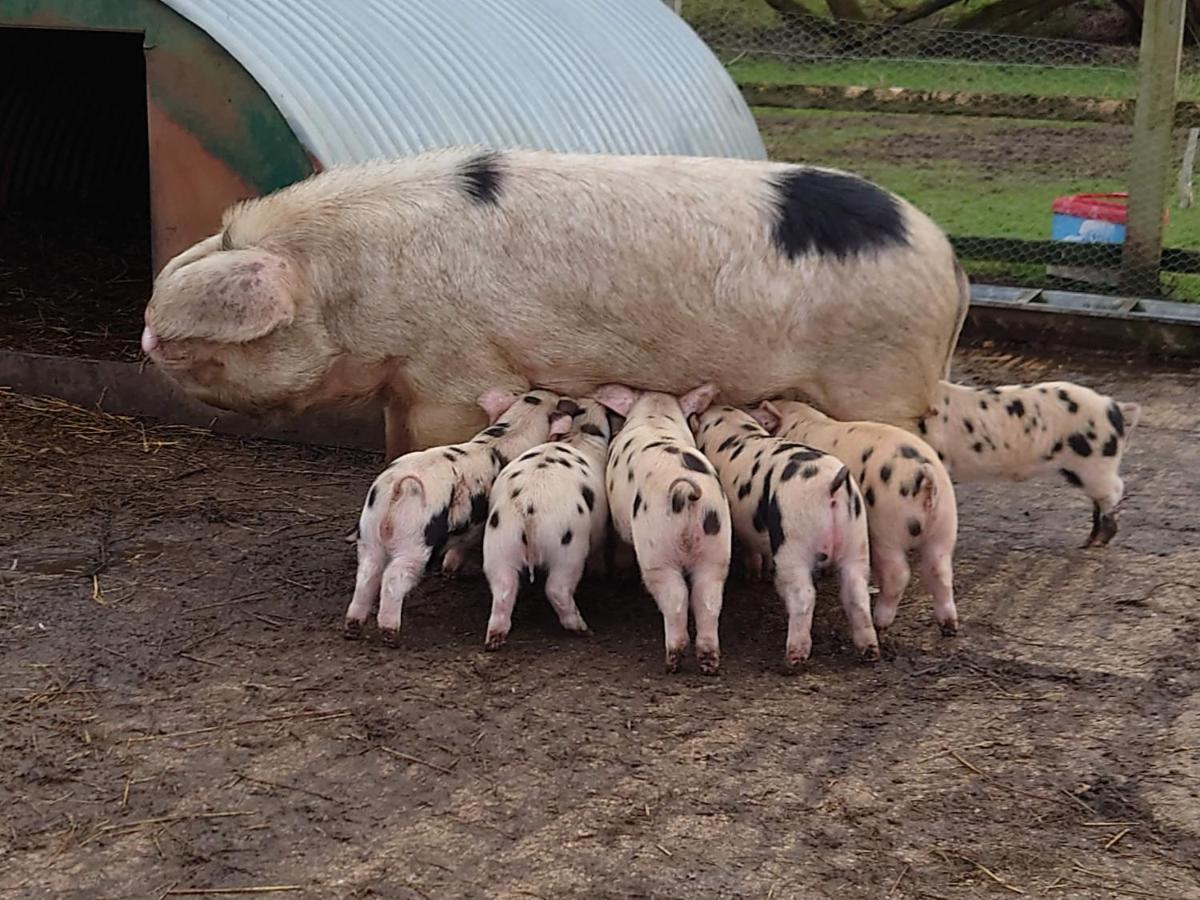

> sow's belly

[{"left": 511, "top": 335, "right": 802, "bottom": 406}]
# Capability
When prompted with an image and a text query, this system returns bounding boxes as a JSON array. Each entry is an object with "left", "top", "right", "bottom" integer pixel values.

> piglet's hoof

[
  {"left": 939, "top": 619, "right": 959, "bottom": 637},
  {"left": 664, "top": 648, "right": 686, "bottom": 674},
  {"left": 379, "top": 627, "right": 403, "bottom": 647},
  {"left": 484, "top": 631, "right": 507, "bottom": 651},
  {"left": 783, "top": 653, "right": 809, "bottom": 674},
  {"left": 343, "top": 618, "right": 365, "bottom": 640},
  {"left": 860, "top": 644, "right": 881, "bottom": 663},
  {"left": 696, "top": 650, "right": 721, "bottom": 676}
]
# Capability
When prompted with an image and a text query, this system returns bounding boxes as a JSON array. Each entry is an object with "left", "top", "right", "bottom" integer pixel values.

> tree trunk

[
  {"left": 825, "top": 0, "right": 867, "bottom": 20},
  {"left": 886, "top": 0, "right": 969, "bottom": 26},
  {"left": 959, "top": 0, "right": 1080, "bottom": 31}
]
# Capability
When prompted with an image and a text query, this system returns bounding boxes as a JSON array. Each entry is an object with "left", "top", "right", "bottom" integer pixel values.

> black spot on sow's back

[
  {"left": 768, "top": 167, "right": 908, "bottom": 261},
  {"left": 459, "top": 151, "right": 504, "bottom": 206}
]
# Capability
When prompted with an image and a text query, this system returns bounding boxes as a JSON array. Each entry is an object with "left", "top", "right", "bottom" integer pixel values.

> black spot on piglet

[
  {"left": 367, "top": 486, "right": 378, "bottom": 508},
  {"left": 424, "top": 506, "right": 450, "bottom": 549},
  {"left": 580, "top": 423, "right": 605, "bottom": 438},
  {"left": 907, "top": 518, "right": 922, "bottom": 537},
  {"left": 1060, "top": 469, "right": 1083, "bottom": 487},
  {"left": 1102, "top": 434, "right": 1118, "bottom": 457},
  {"left": 561, "top": 529, "right": 573, "bottom": 546},
  {"left": 1107, "top": 400, "right": 1125, "bottom": 437},
  {"left": 703, "top": 509, "right": 721, "bottom": 535},
  {"left": 1006, "top": 399, "right": 1025, "bottom": 418},
  {"left": 470, "top": 493, "right": 489, "bottom": 524},
  {"left": 829, "top": 466, "right": 850, "bottom": 496},
  {"left": 489, "top": 511, "right": 500, "bottom": 529},
  {"left": 581, "top": 486, "right": 595, "bottom": 511},
  {"left": 1067, "top": 433, "right": 1093, "bottom": 457},
  {"left": 681, "top": 452, "right": 710, "bottom": 474}
]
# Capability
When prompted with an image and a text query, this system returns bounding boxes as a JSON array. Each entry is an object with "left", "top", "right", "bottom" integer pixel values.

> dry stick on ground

[
  {"left": 236, "top": 774, "right": 342, "bottom": 804},
  {"left": 958, "top": 856, "right": 1026, "bottom": 895},
  {"left": 164, "top": 888, "right": 303, "bottom": 896},
  {"left": 378, "top": 745, "right": 457, "bottom": 775},
  {"left": 127, "top": 709, "right": 352, "bottom": 743},
  {"left": 1105, "top": 827, "right": 1132, "bottom": 850}
]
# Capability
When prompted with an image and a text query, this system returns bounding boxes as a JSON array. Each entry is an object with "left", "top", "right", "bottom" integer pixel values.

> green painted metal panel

[{"left": 0, "top": 0, "right": 312, "bottom": 192}]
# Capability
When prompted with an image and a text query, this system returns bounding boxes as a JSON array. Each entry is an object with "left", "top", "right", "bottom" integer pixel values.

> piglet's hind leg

[{"left": 345, "top": 545, "right": 385, "bottom": 639}]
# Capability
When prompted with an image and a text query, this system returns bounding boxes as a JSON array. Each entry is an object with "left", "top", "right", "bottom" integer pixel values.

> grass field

[
  {"left": 729, "top": 57, "right": 1200, "bottom": 101},
  {"left": 755, "top": 108, "right": 1200, "bottom": 300}
]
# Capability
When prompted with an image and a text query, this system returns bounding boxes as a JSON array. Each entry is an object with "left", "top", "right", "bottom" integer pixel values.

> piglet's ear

[
  {"left": 751, "top": 401, "right": 783, "bottom": 434},
  {"left": 148, "top": 247, "right": 295, "bottom": 344},
  {"left": 477, "top": 389, "right": 521, "bottom": 424},
  {"left": 679, "top": 383, "right": 718, "bottom": 418},
  {"left": 592, "top": 384, "right": 639, "bottom": 417},
  {"left": 548, "top": 412, "right": 573, "bottom": 439}
]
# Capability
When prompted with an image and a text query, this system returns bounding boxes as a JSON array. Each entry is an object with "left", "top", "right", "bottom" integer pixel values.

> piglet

[
  {"left": 694, "top": 406, "right": 878, "bottom": 668},
  {"left": 345, "top": 389, "right": 563, "bottom": 644},
  {"left": 918, "top": 380, "right": 1140, "bottom": 547},
  {"left": 482, "top": 399, "right": 614, "bottom": 649},
  {"left": 594, "top": 384, "right": 731, "bottom": 675},
  {"left": 754, "top": 400, "right": 958, "bottom": 636}
]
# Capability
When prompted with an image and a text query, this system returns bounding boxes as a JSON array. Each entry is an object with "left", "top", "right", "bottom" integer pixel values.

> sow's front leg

[{"left": 395, "top": 402, "right": 491, "bottom": 453}]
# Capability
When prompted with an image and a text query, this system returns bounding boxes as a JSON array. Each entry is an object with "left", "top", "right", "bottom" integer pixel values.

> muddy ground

[{"left": 1, "top": 346, "right": 1198, "bottom": 898}]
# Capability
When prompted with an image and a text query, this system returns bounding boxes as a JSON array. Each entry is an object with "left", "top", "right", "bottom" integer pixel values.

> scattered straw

[
  {"left": 378, "top": 745, "right": 457, "bottom": 775},
  {"left": 1104, "top": 827, "right": 1132, "bottom": 850},
  {"left": 163, "top": 887, "right": 303, "bottom": 896},
  {"left": 127, "top": 709, "right": 352, "bottom": 743},
  {"left": 958, "top": 856, "right": 1025, "bottom": 895}
]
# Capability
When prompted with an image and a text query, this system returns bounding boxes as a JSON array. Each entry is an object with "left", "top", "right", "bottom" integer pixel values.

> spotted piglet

[
  {"left": 693, "top": 406, "right": 878, "bottom": 668},
  {"left": 594, "top": 384, "right": 731, "bottom": 675},
  {"left": 753, "top": 400, "right": 959, "bottom": 637},
  {"left": 345, "top": 389, "right": 563, "bottom": 644},
  {"left": 482, "top": 400, "right": 614, "bottom": 649},
  {"left": 918, "top": 380, "right": 1140, "bottom": 547}
]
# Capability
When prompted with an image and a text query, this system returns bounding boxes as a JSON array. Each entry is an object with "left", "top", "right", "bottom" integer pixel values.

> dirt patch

[
  {"left": 0, "top": 210, "right": 151, "bottom": 363},
  {"left": 2, "top": 347, "right": 1199, "bottom": 898},
  {"left": 757, "top": 110, "right": 1142, "bottom": 180}
]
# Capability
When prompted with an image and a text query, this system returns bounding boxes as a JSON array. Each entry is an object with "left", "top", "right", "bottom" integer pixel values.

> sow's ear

[
  {"left": 477, "top": 389, "right": 520, "bottom": 424},
  {"left": 679, "top": 383, "right": 718, "bottom": 418},
  {"left": 751, "top": 401, "right": 783, "bottom": 434},
  {"left": 150, "top": 248, "right": 296, "bottom": 344},
  {"left": 592, "top": 384, "right": 639, "bottom": 417}
]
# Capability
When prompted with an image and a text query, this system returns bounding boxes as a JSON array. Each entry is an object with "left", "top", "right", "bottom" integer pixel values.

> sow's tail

[{"left": 668, "top": 477, "right": 703, "bottom": 513}]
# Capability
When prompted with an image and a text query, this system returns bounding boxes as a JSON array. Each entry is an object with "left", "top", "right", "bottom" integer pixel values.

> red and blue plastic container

[{"left": 1048, "top": 193, "right": 1129, "bottom": 286}]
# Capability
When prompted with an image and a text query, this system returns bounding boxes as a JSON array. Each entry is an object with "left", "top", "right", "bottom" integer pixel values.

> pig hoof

[
  {"left": 379, "top": 627, "right": 403, "bottom": 647},
  {"left": 484, "top": 632, "right": 507, "bottom": 651},
  {"left": 860, "top": 644, "right": 881, "bottom": 663},
  {"left": 343, "top": 618, "right": 365, "bottom": 640},
  {"left": 784, "top": 653, "right": 809, "bottom": 673},
  {"left": 664, "top": 649, "right": 685, "bottom": 674},
  {"left": 697, "top": 650, "right": 720, "bottom": 676},
  {"left": 939, "top": 619, "right": 959, "bottom": 637}
]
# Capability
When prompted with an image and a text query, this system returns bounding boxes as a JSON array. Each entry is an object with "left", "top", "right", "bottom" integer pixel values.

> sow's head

[{"left": 142, "top": 233, "right": 335, "bottom": 415}]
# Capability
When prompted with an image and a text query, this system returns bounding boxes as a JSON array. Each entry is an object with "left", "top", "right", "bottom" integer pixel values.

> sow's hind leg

[{"left": 803, "top": 257, "right": 962, "bottom": 430}]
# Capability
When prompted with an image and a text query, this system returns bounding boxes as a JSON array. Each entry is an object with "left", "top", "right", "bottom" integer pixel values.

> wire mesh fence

[{"left": 682, "top": 1, "right": 1200, "bottom": 302}]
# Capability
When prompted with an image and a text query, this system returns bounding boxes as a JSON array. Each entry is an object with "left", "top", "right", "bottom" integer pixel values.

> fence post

[{"left": 1121, "top": 0, "right": 1186, "bottom": 295}]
